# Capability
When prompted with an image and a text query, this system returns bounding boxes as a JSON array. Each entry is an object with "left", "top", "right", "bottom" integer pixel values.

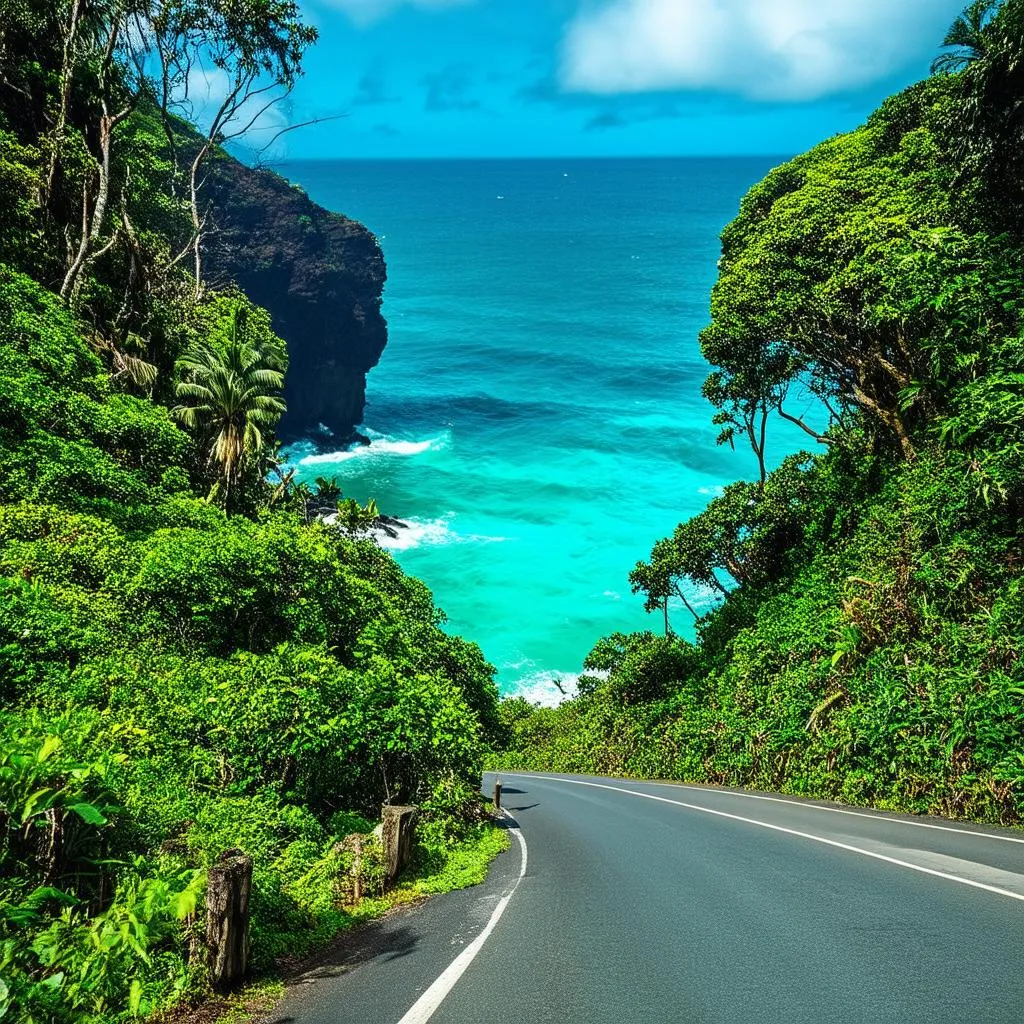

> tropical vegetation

[
  {"left": 495, "top": 1, "right": 1024, "bottom": 827},
  {"left": 0, "top": 2, "right": 500, "bottom": 1020}
]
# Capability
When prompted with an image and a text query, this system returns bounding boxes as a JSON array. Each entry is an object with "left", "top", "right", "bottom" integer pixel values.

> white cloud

[
  {"left": 561, "top": 0, "right": 962, "bottom": 102},
  {"left": 319, "top": 0, "right": 475, "bottom": 27}
]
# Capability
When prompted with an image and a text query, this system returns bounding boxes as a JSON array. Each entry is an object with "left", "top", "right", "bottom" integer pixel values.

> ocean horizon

[{"left": 279, "top": 156, "right": 813, "bottom": 702}]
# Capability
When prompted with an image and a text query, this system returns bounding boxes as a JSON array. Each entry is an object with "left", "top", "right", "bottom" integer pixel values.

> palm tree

[
  {"left": 172, "top": 306, "right": 286, "bottom": 504},
  {"left": 931, "top": 0, "right": 1001, "bottom": 73},
  {"left": 941, "top": 0, "right": 1024, "bottom": 229}
]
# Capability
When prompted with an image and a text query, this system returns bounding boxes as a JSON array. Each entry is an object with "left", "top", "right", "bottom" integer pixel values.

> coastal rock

[
  {"left": 374, "top": 514, "right": 410, "bottom": 539},
  {"left": 203, "top": 155, "right": 388, "bottom": 441}
]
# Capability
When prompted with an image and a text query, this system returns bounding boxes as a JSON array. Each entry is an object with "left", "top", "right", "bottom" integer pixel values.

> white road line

[
  {"left": 643, "top": 780, "right": 1024, "bottom": 845},
  {"left": 505, "top": 774, "right": 1024, "bottom": 904},
  {"left": 509, "top": 771, "right": 1024, "bottom": 845},
  {"left": 395, "top": 811, "right": 527, "bottom": 1024}
]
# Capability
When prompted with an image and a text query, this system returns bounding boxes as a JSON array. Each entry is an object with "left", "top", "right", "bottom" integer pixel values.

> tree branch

[{"left": 776, "top": 404, "right": 831, "bottom": 444}]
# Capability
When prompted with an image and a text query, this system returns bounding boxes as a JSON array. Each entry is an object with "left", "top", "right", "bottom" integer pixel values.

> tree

[
  {"left": 157, "top": 0, "right": 318, "bottom": 294},
  {"left": 931, "top": 0, "right": 1002, "bottom": 74},
  {"left": 696, "top": 98, "right": 1003, "bottom": 462},
  {"left": 1, "top": 0, "right": 317, "bottom": 302},
  {"left": 172, "top": 304, "right": 285, "bottom": 503},
  {"left": 944, "top": 0, "right": 1024, "bottom": 230},
  {"left": 54, "top": 0, "right": 154, "bottom": 302},
  {"left": 581, "top": 632, "right": 699, "bottom": 706},
  {"left": 630, "top": 455, "right": 816, "bottom": 633},
  {"left": 704, "top": 371, "right": 771, "bottom": 487}
]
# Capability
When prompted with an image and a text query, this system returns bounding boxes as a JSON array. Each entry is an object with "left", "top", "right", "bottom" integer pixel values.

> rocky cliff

[{"left": 204, "top": 155, "right": 387, "bottom": 441}]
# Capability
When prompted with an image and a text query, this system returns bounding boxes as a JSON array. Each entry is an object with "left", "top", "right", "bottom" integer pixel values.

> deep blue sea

[{"left": 279, "top": 157, "right": 797, "bottom": 702}]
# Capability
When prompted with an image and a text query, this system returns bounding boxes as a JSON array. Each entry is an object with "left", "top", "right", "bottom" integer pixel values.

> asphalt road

[{"left": 269, "top": 773, "right": 1024, "bottom": 1024}]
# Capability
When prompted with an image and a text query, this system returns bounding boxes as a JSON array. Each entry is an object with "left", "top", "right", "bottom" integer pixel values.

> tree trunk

[
  {"left": 89, "top": 114, "right": 114, "bottom": 243},
  {"left": 40, "top": 807, "right": 63, "bottom": 884},
  {"left": 850, "top": 383, "right": 916, "bottom": 461},
  {"left": 777, "top": 405, "right": 831, "bottom": 445},
  {"left": 187, "top": 142, "right": 214, "bottom": 297},
  {"left": 60, "top": 179, "right": 94, "bottom": 299},
  {"left": 45, "top": 0, "right": 84, "bottom": 208}
]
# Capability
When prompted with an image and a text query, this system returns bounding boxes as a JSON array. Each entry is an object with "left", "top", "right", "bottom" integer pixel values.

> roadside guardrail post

[
  {"left": 381, "top": 804, "right": 419, "bottom": 884},
  {"left": 206, "top": 849, "right": 252, "bottom": 992}
]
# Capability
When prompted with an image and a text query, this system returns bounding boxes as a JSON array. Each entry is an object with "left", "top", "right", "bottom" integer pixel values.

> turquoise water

[{"left": 280, "top": 157, "right": 796, "bottom": 701}]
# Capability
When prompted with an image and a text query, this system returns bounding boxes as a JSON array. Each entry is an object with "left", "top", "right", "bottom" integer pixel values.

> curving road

[{"left": 270, "top": 773, "right": 1024, "bottom": 1024}]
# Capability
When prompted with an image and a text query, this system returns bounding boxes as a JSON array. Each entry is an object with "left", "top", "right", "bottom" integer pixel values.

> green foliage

[
  {"left": 0, "top": 265, "right": 499, "bottom": 1017},
  {"left": 0, "top": 266, "right": 191, "bottom": 531},
  {"left": 943, "top": 0, "right": 1024, "bottom": 229},
  {"left": 0, "top": 129, "right": 41, "bottom": 269},
  {"left": 580, "top": 632, "right": 700, "bottom": 706},
  {"left": 629, "top": 453, "right": 819, "bottom": 629},
  {"left": 501, "top": 430, "right": 1024, "bottom": 821},
  {"left": 172, "top": 304, "right": 286, "bottom": 508},
  {"left": 931, "top": 0, "right": 1000, "bottom": 74},
  {"left": 0, "top": 712, "right": 205, "bottom": 1023},
  {"left": 0, "top": 269, "right": 500, "bottom": 1018},
  {"left": 0, "top": 21, "right": 500, "bottom": 1020}
]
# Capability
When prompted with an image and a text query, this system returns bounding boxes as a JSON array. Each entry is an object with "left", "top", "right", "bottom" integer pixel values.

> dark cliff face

[{"left": 203, "top": 155, "right": 387, "bottom": 441}]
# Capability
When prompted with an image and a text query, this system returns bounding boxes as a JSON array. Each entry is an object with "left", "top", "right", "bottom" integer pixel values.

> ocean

[{"left": 279, "top": 157, "right": 799, "bottom": 702}]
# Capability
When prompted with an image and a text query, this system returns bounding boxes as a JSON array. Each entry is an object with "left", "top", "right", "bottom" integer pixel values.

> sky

[{"left": 262, "top": 0, "right": 967, "bottom": 159}]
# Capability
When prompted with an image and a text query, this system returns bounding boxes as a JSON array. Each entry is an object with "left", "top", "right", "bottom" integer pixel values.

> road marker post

[
  {"left": 206, "top": 849, "right": 252, "bottom": 992},
  {"left": 494, "top": 778, "right": 502, "bottom": 811}
]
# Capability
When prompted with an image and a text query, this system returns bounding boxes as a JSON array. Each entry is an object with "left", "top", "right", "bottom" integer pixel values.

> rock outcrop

[{"left": 203, "top": 155, "right": 387, "bottom": 441}]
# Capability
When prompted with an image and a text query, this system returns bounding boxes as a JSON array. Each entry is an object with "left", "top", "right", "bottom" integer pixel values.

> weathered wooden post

[
  {"left": 340, "top": 832, "right": 364, "bottom": 903},
  {"left": 206, "top": 849, "right": 252, "bottom": 992},
  {"left": 380, "top": 804, "right": 418, "bottom": 884},
  {"left": 493, "top": 777, "right": 502, "bottom": 811}
]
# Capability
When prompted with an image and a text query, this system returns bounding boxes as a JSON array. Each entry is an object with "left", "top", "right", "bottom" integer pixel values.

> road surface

[{"left": 269, "top": 772, "right": 1024, "bottom": 1023}]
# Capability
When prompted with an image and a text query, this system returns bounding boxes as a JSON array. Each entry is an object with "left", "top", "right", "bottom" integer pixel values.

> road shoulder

[{"left": 263, "top": 817, "right": 523, "bottom": 1024}]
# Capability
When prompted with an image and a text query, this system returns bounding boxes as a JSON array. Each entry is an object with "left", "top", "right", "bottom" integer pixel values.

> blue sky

[{"left": 275, "top": 0, "right": 965, "bottom": 159}]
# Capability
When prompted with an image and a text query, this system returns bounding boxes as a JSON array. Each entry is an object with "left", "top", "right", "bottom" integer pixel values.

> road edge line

[
  {"left": 507, "top": 771, "right": 1024, "bottom": 845},
  {"left": 395, "top": 810, "right": 528, "bottom": 1024},
  {"left": 644, "top": 781, "right": 1024, "bottom": 845},
  {"left": 506, "top": 774, "right": 1024, "bottom": 904}
]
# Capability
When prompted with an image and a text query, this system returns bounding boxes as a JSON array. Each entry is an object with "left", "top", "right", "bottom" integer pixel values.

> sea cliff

[{"left": 204, "top": 156, "right": 388, "bottom": 442}]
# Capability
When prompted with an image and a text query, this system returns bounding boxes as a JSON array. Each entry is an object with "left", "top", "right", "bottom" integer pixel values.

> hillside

[
  {"left": 0, "top": 4, "right": 500, "bottom": 1021},
  {"left": 495, "top": 4, "right": 1024, "bottom": 825}
]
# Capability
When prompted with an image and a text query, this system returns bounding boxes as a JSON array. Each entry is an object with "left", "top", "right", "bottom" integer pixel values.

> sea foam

[
  {"left": 503, "top": 670, "right": 582, "bottom": 707},
  {"left": 296, "top": 430, "right": 448, "bottom": 468},
  {"left": 372, "top": 514, "right": 507, "bottom": 553}
]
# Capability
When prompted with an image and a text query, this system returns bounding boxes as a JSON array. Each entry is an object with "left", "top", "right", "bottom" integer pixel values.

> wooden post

[
  {"left": 338, "top": 832, "right": 364, "bottom": 903},
  {"left": 380, "top": 805, "right": 418, "bottom": 885},
  {"left": 493, "top": 778, "right": 502, "bottom": 811},
  {"left": 206, "top": 850, "right": 252, "bottom": 992}
]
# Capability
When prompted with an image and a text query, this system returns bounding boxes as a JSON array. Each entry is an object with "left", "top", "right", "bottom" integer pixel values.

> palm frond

[
  {"left": 247, "top": 368, "right": 286, "bottom": 388},
  {"left": 933, "top": 0, "right": 1001, "bottom": 74},
  {"left": 173, "top": 312, "right": 288, "bottom": 499},
  {"left": 171, "top": 405, "right": 203, "bottom": 429},
  {"left": 175, "top": 382, "right": 215, "bottom": 402},
  {"left": 115, "top": 352, "right": 160, "bottom": 390},
  {"left": 931, "top": 50, "right": 976, "bottom": 74}
]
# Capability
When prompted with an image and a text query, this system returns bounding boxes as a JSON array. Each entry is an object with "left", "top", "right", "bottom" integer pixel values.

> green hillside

[{"left": 0, "top": 4, "right": 499, "bottom": 1020}]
